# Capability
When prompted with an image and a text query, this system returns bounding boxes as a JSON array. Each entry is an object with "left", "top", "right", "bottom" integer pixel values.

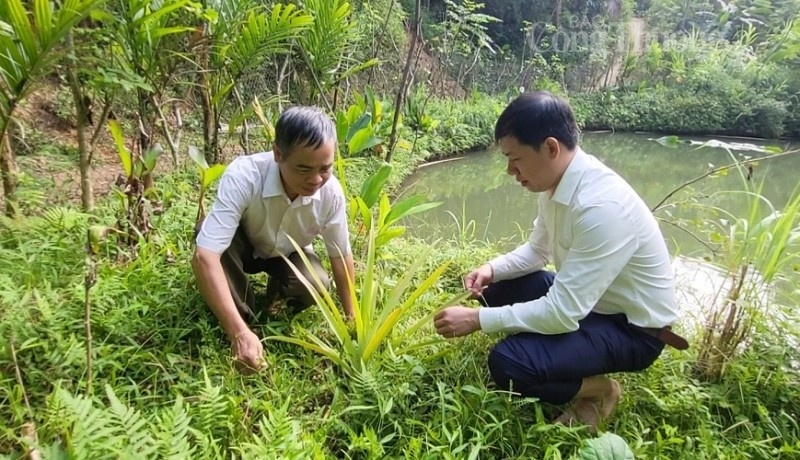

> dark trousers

[
  {"left": 482, "top": 271, "right": 665, "bottom": 404},
  {"left": 220, "top": 227, "right": 329, "bottom": 321}
]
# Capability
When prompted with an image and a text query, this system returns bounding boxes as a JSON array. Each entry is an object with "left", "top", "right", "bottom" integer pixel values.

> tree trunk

[
  {"left": 386, "top": 0, "right": 422, "bottom": 163},
  {"left": 66, "top": 31, "right": 94, "bottom": 211},
  {"left": 554, "top": 0, "right": 563, "bottom": 28},
  {"left": 0, "top": 133, "right": 17, "bottom": 217}
]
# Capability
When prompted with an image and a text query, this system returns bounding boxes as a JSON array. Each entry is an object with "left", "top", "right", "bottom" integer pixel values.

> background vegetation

[{"left": 1, "top": 0, "right": 799, "bottom": 458}]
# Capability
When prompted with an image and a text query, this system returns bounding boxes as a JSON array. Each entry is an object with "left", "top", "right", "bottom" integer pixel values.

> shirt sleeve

[
  {"left": 479, "top": 202, "right": 637, "bottom": 334},
  {"left": 195, "top": 166, "right": 252, "bottom": 254},
  {"left": 488, "top": 211, "right": 551, "bottom": 281},
  {"left": 320, "top": 194, "right": 352, "bottom": 258}
]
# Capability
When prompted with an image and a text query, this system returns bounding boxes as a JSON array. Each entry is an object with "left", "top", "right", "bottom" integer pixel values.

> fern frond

[
  {"left": 104, "top": 384, "right": 158, "bottom": 457},
  {"left": 153, "top": 396, "right": 196, "bottom": 460}
]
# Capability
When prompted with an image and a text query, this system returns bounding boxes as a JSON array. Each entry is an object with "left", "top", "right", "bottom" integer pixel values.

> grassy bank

[{"left": 2, "top": 111, "right": 800, "bottom": 458}]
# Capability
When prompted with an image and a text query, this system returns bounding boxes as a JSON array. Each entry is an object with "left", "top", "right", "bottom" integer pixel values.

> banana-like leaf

[
  {"left": 348, "top": 127, "right": 382, "bottom": 156},
  {"left": 375, "top": 226, "right": 406, "bottom": 247},
  {"left": 345, "top": 112, "right": 372, "bottom": 143},
  {"left": 359, "top": 162, "right": 392, "bottom": 208},
  {"left": 385, "top": 195, "right": 442, "bottom": 226}
]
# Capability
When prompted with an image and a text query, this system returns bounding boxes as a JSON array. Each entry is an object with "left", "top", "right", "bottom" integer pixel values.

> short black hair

[
  {"left": 274, "top": 106, "right": 336, "bottom": 156},
  {"left": 494, "top": 91, "right": 579, "bottom": 150}
]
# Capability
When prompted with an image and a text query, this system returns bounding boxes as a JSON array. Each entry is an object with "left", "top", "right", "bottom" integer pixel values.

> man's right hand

[
  {"left": 464, "top": 263, "right": 493, "bottom": 299},
  {"left": 231, "top": 329, "right": 266, "bottom": 374}
]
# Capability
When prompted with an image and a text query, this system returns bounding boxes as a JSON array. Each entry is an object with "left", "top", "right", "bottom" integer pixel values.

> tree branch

[{"left": 651, "top": 148, "right": 800, "bottom": 213}]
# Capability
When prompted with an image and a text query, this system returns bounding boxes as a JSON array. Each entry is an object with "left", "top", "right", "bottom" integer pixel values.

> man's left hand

[{"left": 434, "top": 306, "right": 481, "bottom": 338}]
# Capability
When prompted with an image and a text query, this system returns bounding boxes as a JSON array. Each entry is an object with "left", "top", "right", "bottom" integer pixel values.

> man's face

[
  {"left": 274, "top": 139, "right": 336, "bottom": 199},
  {"left": 498, "top": 135, "right": 560, "bottom": 193}
]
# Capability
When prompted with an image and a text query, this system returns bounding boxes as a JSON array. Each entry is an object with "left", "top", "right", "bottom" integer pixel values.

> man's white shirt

[
  {"left": 479, "top": 148, "right": 678, "bottom": 335},
  {"left": 196, "top": 151, "right": 351, "bottom": 260}
]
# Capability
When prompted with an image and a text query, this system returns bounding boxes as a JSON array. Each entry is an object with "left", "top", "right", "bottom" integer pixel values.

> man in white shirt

[
  {"left": 193, "top": 106, "right": 355, "bottom": 374},
  {"left": 433, "top": 91, "right": 687, "bottom": 429}
]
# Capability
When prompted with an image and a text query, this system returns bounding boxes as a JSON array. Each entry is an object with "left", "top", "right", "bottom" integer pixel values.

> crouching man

[
  {"left": 192, "top": 106, "right": 355, "bottom": 373},
  {"left": 433, "top": 91, "right": 688, "bottom": 429}
]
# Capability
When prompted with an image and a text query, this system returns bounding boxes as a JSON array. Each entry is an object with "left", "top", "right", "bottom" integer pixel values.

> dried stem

[
  {"left": 84, "top": 229, "right": 97, "bottom": 395},
  {"left": 651, "top": 149, "right": 800, "bottom": 213}
]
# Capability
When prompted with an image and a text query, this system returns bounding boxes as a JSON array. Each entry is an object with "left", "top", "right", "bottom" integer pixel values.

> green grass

[{"left": 1, "top": 126, "right": 799, "bottom": 458}]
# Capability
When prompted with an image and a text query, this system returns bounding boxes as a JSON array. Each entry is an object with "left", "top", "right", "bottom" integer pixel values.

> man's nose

[{"left": 506, "top": 161, "right": 516, "bottom": 176}]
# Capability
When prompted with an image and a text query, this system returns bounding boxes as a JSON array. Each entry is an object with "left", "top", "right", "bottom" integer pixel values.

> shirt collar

[
  {"left": 261, "top": 154, "right": 321, "bottom": 204},
  {"left": 550, "top": 147, "right": 589, "bottom": 205}
]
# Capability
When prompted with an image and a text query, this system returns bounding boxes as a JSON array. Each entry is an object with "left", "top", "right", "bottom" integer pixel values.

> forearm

[
  {"left": 191, "top": 250, "right": 249, "bottom": 340},
  {"left": 488, "top": 243, "right": 546, "bottom": 281},
  {"left": 331, "top": 254, "right": 356, "bottom": 318}
]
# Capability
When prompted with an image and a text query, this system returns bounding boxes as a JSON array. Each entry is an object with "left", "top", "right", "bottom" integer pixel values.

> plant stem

[{"left": 84, "top": 229, "right": 97, "bottom": 395}]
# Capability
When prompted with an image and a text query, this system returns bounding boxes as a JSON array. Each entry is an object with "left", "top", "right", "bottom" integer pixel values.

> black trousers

[{"left": 482, "top": 271, "right": 665, "bottom": 404}]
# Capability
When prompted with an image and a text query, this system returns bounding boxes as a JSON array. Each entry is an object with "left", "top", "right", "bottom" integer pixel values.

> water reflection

[{"left": 402, "top": 132, "right": 799, "bottom": 257}]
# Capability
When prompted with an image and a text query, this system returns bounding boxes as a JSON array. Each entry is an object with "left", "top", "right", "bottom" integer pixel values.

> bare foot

[
  {"left": 266, "top": 298, "right": 285, "bottom": 317},
  {"left": 554, "top": 379, "right": 622, "bottom": 431}
]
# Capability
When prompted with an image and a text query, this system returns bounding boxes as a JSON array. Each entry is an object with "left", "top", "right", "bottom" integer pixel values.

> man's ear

[
  {"left": 544, "top": 137, "right": 561, "bottom": 158},
  {"left": 273, "top": 142, "right": 283, "bottom": 162}
]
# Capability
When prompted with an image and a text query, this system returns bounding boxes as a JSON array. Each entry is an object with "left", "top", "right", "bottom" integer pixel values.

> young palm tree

[{"left": 0, "top": 0, "right": 103, "bottom": 216}]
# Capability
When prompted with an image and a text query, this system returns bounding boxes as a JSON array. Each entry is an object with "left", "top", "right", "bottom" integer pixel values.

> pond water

[
  {"left": 401, "top": 132, "right": 800, "bottom": 335},
  {"left": 402, "top": 132, "right": 799, "bottom": 256}
]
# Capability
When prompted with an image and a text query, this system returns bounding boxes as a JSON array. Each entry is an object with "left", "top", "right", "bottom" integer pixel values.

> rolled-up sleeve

[
  {"left": 479, "top": 202, "right": 637, "bottom": 334},
  {"left": 195, "top": 168, "right": 251, "bottom": 254},
  {"left": 320, "top": 195, "right": 351, "bottom": 258}
]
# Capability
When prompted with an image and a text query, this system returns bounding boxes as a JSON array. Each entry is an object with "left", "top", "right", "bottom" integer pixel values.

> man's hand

[
  {"left": 434, "top": 306, "right": 481, "bottom": 338},
  {"left": 231, "top": 329, "right": 266, "bottom": 374},
  {"left": 464, "top": 264, "right": 493, "bottom": 299}
]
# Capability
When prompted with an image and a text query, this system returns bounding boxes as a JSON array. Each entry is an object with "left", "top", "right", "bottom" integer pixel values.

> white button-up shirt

[
  {"left": 196, "top": 152, "right": 351, "bottom": 259},
  {"left": 479, "top": 148, "right": 678, "bottom": 335}
]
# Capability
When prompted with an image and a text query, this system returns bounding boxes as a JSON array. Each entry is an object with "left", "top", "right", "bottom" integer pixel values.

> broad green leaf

[
  {"left": 203, "top": 164, "right": 227, "bottom": 188},
  {"left": 335, "top": 111, "right": 349, "bottom": 146},
  {"left": 359, "top": 163, "right": 392, "bottom": 208},
  {"left": 385, "top": 195, "right": 442, "bottom": 226},
  {"left": 375, "top": 226, "right": 406, "bottom": 247},
  {"left": 578, "top": 432, "right": 635, "bottom": 460},
  {"left": 355, "top": 197, "right": 372, "bottom": 231},
  {"left": 108, "top": 120, "right": 132, "bottom": 177},
  {"left": 348, "top": 127, "right": 382, "bottom": 155},
  {"left": 346, "top": 113, "right": 372, "bottom": 143}
]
